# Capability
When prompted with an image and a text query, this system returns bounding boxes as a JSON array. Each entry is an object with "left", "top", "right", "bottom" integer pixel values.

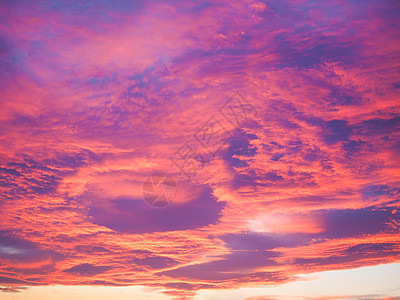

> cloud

[
  {"left": 0, "top": 0, "right": 399, "bottom": 298},
  {"left": 0, "top": 286, "right": 28, "bottom": 293},
  {"left": 63, "top": 264, "right": 112, "bottom": 276},
  {"left": 86, "top": 185, "right": 225, "bottom": 234}
]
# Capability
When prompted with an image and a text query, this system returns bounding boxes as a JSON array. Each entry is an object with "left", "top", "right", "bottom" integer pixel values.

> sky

[{"left": 0, "top": 0, "right": 399, "bottom": 299}]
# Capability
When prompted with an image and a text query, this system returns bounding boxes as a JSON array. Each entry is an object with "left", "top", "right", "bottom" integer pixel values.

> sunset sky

[{"left": 0, "top": 0, "right": 400, "bottom": 299}]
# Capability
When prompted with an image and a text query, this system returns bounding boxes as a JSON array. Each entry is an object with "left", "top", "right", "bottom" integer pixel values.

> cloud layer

[{"left": 1, "top": 0, "right": 399, "bottom": 299}]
